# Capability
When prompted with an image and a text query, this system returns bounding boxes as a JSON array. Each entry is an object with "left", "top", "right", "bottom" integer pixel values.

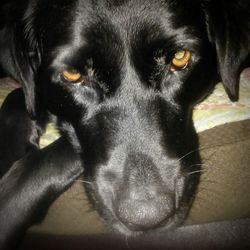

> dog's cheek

[
  {"left": 96, "top": 170, "right": 117, "bottom": 215},
  {"left": 84, "top": 145, "right": 127, "bottom": 227},
  {"left": 82, "top": 165, "right": 120, "bottom": 229}
]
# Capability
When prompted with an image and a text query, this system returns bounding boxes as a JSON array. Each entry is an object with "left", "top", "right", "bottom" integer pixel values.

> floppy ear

[
  {"left": 0, "top": 4, "right": 41, "bottom": 118},
  {"left": 203, "top": 0, "right": 250, "bottom": 101}
]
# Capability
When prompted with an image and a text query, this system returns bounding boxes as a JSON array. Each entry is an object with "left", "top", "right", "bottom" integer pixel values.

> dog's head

[{"left": 1, "top": 0, "right": 249, "bottom": 235}]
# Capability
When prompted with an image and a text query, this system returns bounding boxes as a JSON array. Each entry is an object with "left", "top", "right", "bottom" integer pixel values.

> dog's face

[
  {"left": 35, "top": 0, "right": 219, "bottom": 234},
  {"left": 2, "top": 0, "right": 248, "bottom": 236}
]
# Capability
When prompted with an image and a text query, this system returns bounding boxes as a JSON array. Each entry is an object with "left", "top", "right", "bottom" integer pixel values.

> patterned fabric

[{"left": 193, "top": 69, "right": 250, "bottom": 132}]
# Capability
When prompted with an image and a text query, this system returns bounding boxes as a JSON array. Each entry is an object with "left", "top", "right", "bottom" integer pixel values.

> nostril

[
  {"left": 103, "top": 171, "right": 117, "bottom": 182},
  {"left": 115, "top": 194, "right": 175, "bottom": 231}
]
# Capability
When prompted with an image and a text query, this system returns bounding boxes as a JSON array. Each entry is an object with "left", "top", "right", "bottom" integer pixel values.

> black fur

[{"left": 0, "top": 0, "right": 250, "bottom": 249}]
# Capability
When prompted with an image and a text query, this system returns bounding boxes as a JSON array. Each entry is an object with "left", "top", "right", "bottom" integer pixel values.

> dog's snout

[
  {"left": 115, "top": 191, "right": 175, "bottom": 231},
  {"left": 113, "top": 153, "right": 175, "bottom": 231}
]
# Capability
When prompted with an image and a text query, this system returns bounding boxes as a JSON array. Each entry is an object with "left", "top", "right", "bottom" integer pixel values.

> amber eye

[
  {"left": 62, "top": 69, "right": 82, "bottom": 83},
  {"left": 171, "top": 50, "right": 191, "bottom": 70}
]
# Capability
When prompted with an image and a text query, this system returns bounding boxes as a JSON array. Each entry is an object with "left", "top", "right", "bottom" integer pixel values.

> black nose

[
  {"left": 115, "top": 191, "right": 175, "bottom": 231},
  {"left": 114, "top": 153, "right": 175, "bottom": 231}
]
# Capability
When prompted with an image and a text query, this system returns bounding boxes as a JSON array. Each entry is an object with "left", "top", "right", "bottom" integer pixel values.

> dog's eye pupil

[
  {"left": 62, "top": 70, "right": 82, "bottom": 82},
  {"left": 171, "top": 50, "right": 191, "bottom": 70}
]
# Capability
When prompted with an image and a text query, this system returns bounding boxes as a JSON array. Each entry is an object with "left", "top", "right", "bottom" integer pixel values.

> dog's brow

[{"left": 51, "top": 46, "right": 77, "bottom": 68}]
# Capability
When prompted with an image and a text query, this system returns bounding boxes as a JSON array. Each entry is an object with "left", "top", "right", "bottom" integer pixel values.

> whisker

[
  {"left": 66, "top": 196, "right": 89, "bottom": 201},
  {"left": 74, "top": 180, "right": 94, "bottom": 185},
  {"left": 190, "top": 163, "right": 212, "bottom": 169},
  {"left": 188, "top": 169, "right": 207, "bottom": 176},
  {"left": 189, "top": 163, "right": 210, "bottom": 170},
  {"left": 190, "top": 163, "right": 204, "bottom": 167},
  {"left": 177, "top": 148, "right": 200, "bottom": 162}
]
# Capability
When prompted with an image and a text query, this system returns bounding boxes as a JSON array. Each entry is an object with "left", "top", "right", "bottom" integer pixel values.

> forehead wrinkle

[
  {"left": 72, "top": 0, "right": 201, "bottom": 53},
  {"left": 51, "top": 45, "right": 77, "bottom": 68},
  {"left": 88, "top": 1, "right": 201, "bottom": 51},
  {"left": 70, "top": 1, "right": 128, "bottom": 54},
  {"left": 70, "top": 0, "right": 96, "bottom": 47},
  {"left": 77, "top": 0, "right": 172, "bottom": 37},
  {"left": 49, "top": 0, "right": 98, "bottom": 64}
]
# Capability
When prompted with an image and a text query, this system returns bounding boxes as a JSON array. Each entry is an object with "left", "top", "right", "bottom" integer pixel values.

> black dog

[{"left": 0, "top": 0, "right": 250, "bottom": 249}]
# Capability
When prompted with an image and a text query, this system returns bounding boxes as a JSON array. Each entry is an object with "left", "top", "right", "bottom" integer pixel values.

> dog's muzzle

[{"left": 112, "top": 153, "right": 176, "bottom": 231}]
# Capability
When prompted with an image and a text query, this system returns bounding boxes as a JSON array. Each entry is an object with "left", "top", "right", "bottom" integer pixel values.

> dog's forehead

[
  {"left": 77, "top": 0, "right": 203, "bottom": 38},
  {"left": 37, "top": 0, "right": 203, "bottom": 51}
]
